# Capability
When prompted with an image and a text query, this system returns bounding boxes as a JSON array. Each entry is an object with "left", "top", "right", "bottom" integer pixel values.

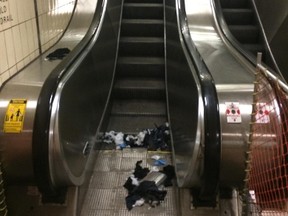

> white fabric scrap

[
  {"left": 133, "top": 198, "right": 145, "bottom": 208},
  {"left": 135, "top": 131, "right": 147, "bottom": 146},
  {"left": 130, "top": 175, "right": 140, "bottom": 186},
  {"left": 151, "top": 155, "right": 161, "bottom": 160},
  {"left": 114, "top": 132, "right": 124, "bottom": 145}
]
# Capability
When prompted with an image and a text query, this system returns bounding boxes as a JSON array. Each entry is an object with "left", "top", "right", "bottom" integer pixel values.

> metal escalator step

[
  {"left": 113, "top": 78, "right": 165, "bottom": 99},
  {"left": 121, "top": 19, "right": 164, "bottom": 37},
  {"left": 118, "top": 56, "right": 164, "bottom": 64},
  {"left": 118, "top": 37, "right": 164, "bottom": 57},
  {"left": 125, "top": 0, "right": 163, "bottom": 3},
  {"left": 107, "top": 115, "right": 167, "bottom": 133},
  {"left": 123, "top": 3, "right": 163, "bottom": 20},
  {"left": 222, "top": 8, "right": 254, "bottom": 25},
  {"left": 111, "top": 99, "right": 166, "bottom": 116},
  {"left": 243, "top": 43, "right": 265, "bottom": 55},
  {"left": 220, "top": 0, "right": 249, "bottom": 9},
  {"left": 120, "top": 36, "right": 164, "bottom": 43},
  {"left": 117, "top": 57, "right": 165, "bottom": 78},
  {"left": 228, "top": 25, "right": 259, "bottom": 43}
]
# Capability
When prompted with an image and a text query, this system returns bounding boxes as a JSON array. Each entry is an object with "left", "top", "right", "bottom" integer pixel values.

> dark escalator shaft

[
  {"left": 80, "top": 1, "right": 179, "bottom": 214},
  {"left": 220, "top": 0, "right": 265, "bottom": 57},
  {"left": 108, "top": 0, "right": 167, "bottom": 133}
]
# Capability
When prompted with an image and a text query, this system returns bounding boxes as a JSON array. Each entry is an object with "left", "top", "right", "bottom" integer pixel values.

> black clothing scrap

[
  {"left": 123, "top": 161, "right": 176, "bottom": 210},
  {"left": 46, "top": 48, "right": 71, "bottom": 60},
  {"left": 160, "top": 165, "right": 176, "bottom": 187},
  {"left": 133, "top": 160, "right": 150, "bottom": 180},
  {"left": 125, "top": 181, "right": 167, "bottom": 210}
]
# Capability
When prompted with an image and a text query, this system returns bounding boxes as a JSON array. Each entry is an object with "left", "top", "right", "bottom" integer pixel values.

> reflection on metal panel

[
  {"left": 0, "top": 0, "right": 99, "bottom": 184},
  {"left": 48, "top": 0, "right": 122, "bottom": 187},
  {"left": 185, "top": 0, "right": 255, "bottom": 189},
  {"left": 166, "top": 0, "right": 204, "bottom": 188}
]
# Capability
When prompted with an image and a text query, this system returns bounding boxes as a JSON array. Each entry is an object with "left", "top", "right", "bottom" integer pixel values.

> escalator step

[
  {"left": 107, "top": 115, "right": 167, "bottom": 133},
  {"left": 123, "top": 3, "right": 163, "bottom": 20},
  {"left": 228, "top": 25, "right": 259, "bottom": 43},
  {"left": 125, "top": 0, "right": 163, "bottom": 3},
  {"left": 222, "top": 8, "right": 254, "bottom": 25},
  {"left": 117, "top": 57, "right": 164, "bottom": 78},
  {"left": 113, "top": 78, "right": 165, "bottom": 100},
  {"left": 111, "top": 99, "right": 166, "bottom": 116},
  {"left": 220, "top": 0, "right": 249, "bottom": 9},
  {"left": 243, "top": 43, "right": 265, "bottom": 55},
  {"left": 118, "top": 37, "right": 164, "bottom": 57},
  {"left": 121, "top": 19, "right": 164, "bottom": 37}
]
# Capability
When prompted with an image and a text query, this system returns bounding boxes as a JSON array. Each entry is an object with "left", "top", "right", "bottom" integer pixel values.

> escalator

[
  {"left": 79, "top": 0, "right": 176, "bottom": 214},
  {"left": 215, "top": 0, "right": 281, "bottom": 74},
  {"left": 79, "top": 0, "right": 221, "bottom": 214},
  {"left": 220, "top": 0, "right": 264, "bottom": 56}
]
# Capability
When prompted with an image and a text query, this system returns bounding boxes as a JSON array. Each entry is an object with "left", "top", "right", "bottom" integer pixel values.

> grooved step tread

[
  {"left": 220, "top": 0, "right": 249, "bottom": 9},
  {"left": 222, "top": 8, "right": 254, "bottom": 25},
  {"left": 117, "top": 57, "right": 164, "bottom": 65},
  {"left": 222, "top": 8, "right": 252, "bottom": 13},
  {"left": 111, "top": 99, "right": 166, "bottom": 116},
  {"left": 122, "top": 19, "right": 164, "bottom": 24},
  {"left": 228, "top": 25, "right": 258, "bottom": 30},
  {"left": 125, "top": 0, "right": 163, "bottom": 3},
  {"left": 120, "top": 37, "right": 164, "bottom": 43},
  {"left": 114, "top": 78, "right": 165, "bottom": 90},
  {"left": 243, "top": 43, "right": 265, "bottom": 54},
  {"left": 124, "top": 3, "right": 163, "bottom": 7},
  {"left": 107, "top": 115, "right": 167, "bottom": 133}
]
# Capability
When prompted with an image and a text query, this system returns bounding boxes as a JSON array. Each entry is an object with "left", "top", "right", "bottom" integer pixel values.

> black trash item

[
  {"left": 125, "top": 194, "right": 142, "bottom": 210},
  {"left": 123, "top": 134, "right": 137, "bottom": 147},
  {"left": 123, "top": 177, "right": 137, "bottom": 194},
  {"left": 160, "top": 165, "right": 176, "bottom": 187},
  {"left": 46, "top": 48, "right": 71, "bottom": 60},
  {"left": 133, "top": 160, "right": 150, "bottom": 180},
  {"left": 145, "top": 123, "right": 170, "bottom": 151},
  {"left": 126, "top": 181, "right": 167, "bottom": 210},
  {"left": 102, "top": 122, "right": 170, "bottom": 150},
  {"left": 134, "top": 181, "right": 167, "bottom": 207},
  {"left": 123, "top": 161, "right": 174, "bottom": 210}
]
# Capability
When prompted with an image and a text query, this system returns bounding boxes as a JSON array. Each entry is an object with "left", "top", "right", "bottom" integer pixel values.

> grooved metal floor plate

[{"left": 80, "top": 148, "right": 178, "bottom": 216}]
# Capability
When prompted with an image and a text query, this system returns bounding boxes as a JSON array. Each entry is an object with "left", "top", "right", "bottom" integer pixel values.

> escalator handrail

[
  {"left": 176, "top": 0, "right": 221, "bottom": 200},
  {"left": 32, "top": 0, "right": 106, "bottom": 197}
]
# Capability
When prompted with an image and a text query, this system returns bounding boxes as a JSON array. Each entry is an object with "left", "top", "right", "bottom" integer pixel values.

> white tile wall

[
  {"left": 0, "top": 0, "right": 76, "bottom": 85},
  {"left": 0, "top": 32, "right": 9, "bottom": 74},
  {"left": 37, "top": 0, "right": 76, "bottom": 52}
]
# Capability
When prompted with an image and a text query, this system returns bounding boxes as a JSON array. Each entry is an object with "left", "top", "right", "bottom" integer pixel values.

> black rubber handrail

[
  {"left": 177, "top": 0, "right": 221, "bottom": 201},
  {"left": 32, "top": 0, "right": 105, "bottom": 198}
]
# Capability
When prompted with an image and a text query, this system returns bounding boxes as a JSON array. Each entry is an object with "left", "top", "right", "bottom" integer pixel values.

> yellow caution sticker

[{"left": 3, "top": 99, "right": 27, "bottom": 133}]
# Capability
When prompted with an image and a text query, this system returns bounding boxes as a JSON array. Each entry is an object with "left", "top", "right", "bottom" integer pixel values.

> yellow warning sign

[{"left": 3, "top": 99, "right": 27, "bottom": 133}]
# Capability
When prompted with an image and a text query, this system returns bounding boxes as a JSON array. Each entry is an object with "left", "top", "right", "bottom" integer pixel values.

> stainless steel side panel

[
  {"left": 185, "top": 0, "right": 255, "bottom": 188},
  {"left": 166, "top": 0, "right": 204, "bottom": 188},
  {"left": 49, "top": 0, "right": 122, "bottom": 186},
  {"left": 0, "top": 0, "right": 99, "bottom": 183}
]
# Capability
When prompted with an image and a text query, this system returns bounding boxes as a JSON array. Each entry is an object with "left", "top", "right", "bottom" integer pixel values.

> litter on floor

[
  {"left": 123, "top": 159, "right": 175, "bottom": 210},
  {"left": 102, "top": 123, "right": 170, "bottom": 150}
]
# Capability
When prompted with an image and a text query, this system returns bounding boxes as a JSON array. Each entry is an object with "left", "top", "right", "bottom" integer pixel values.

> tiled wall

[
  {"left": 0, "top": 0, "right": 76, "bottom": 86},
  {"left": 37, "top": 0, "right": 76, "bottom": 52}
]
